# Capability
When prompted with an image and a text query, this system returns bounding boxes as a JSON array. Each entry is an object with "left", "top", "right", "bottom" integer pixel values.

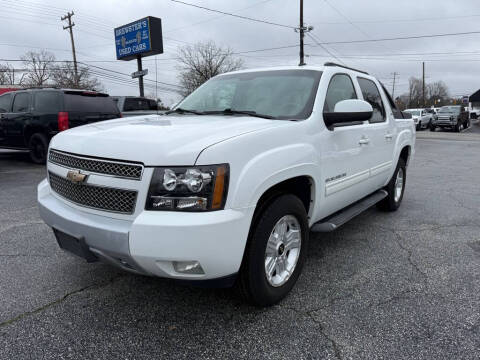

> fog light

[{"left": 173, "top": 261, "right": 204, "bottom": 274}]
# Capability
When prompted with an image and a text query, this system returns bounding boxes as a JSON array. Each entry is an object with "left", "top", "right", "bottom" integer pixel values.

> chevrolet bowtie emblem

[{"left": 66, "top": 170, "right": 87, "bottom": 184}]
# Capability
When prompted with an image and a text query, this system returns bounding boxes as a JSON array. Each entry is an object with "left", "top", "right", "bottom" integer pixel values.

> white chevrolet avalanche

[{"left": 38, "top": 63, "right": 415, "bottom": 306}]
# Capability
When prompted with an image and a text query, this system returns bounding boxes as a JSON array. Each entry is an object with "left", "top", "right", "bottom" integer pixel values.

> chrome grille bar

[{"left": 49, "top": 150, "right": 143, "bottom": 180}]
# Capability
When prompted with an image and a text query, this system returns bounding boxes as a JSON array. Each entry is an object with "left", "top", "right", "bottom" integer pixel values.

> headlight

[{"left": 146, "top": 164, "right": 229, "bottom": 211}]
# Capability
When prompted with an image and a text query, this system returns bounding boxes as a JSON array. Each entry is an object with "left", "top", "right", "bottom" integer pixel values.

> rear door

[
  {"left": 4, "top": 92, "right": 32, "bottom": 147},
  {"left": 63, "top": 92, "right": 120, "bottom": 128},
  {"left": 0, "top": 93, "right": 13, "bottom": 145},
  {"left": 357, "top": 77, "right": 395, "bottom": 189}
]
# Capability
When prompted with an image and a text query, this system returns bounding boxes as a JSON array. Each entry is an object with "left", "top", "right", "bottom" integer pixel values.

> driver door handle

[
  {"left": 385, "top": 133, "right": 393, "bottom": 140},
  {"left": 358, "top": 137, "right": 370, "bottom": 145}
]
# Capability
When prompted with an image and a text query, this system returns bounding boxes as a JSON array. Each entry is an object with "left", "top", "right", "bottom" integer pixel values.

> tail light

[{"left": 58, "top": 112, "right": 69, "bottom": 131}]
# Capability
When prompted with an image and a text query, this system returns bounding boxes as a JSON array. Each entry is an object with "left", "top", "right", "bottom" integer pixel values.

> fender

[
  {"left": 386, "top": 123, "right": 414, "bottom": 185},
  {"left": 194, "top": 125, "right": 320, "bottom": 211}
]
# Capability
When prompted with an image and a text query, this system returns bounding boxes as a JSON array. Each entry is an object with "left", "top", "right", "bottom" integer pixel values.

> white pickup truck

[{"left": 38, "top": 63, "right": 415, "bottom": 306}]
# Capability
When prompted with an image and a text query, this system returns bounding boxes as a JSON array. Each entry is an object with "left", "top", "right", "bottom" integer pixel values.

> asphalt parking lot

[{"left": 1, "top": 129, "right": 479, "bottom": 359}]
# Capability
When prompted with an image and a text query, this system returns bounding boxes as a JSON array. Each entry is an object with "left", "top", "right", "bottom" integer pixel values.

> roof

[
  {"left": 219, "top": 63, "right": 372, "bottom": 78},
  {"left": 469, "top": 89, "right": 480, "bottom": 102}
]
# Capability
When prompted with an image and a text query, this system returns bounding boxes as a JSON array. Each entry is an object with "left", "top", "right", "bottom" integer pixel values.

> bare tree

[
  {"left": 407, "top": 77, "right": 423, "bottom": 107},
  {"left": 402, "top": 77, "right": 450, "bottom": 108},
  {"left": 50, "top": 62, "right": 104, "bottom": 91},
  {"left": 176, "top": 41, "right": 243, "bottom": 96},
  {"left": 427, "top": 81, "right": 449, "bottom": 106},
  {"left": 0, "top": 63, "right": 25, "bottom": 85},
  {"left": 21, "top": 50, "right": 55, "bottom": 86}
]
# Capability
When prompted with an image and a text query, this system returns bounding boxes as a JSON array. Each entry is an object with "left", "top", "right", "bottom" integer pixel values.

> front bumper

[{"left": 38, "top": 179, "right": 255, "bottom": 282}]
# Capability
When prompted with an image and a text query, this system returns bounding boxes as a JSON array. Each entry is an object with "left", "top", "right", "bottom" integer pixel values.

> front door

[
  {"left": 319, "top": 73, "right": 373, "bottom": 218},
  {"left": 4, "top": 92, "right": 31, "bottom": 147}
]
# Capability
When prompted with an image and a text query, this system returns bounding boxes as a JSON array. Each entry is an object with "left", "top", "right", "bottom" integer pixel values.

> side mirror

[{"left": 323, "top": 99, "right": 373, "bottom": 127}]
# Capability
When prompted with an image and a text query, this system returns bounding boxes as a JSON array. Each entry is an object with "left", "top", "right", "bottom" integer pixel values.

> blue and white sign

[{"left": 114, "top": 17, "right": 163, "bottom": 61}]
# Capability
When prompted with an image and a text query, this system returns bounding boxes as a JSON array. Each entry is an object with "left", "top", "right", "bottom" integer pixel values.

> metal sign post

[{"left": 137, "top": 56, "right": 144, "bottom": 97}]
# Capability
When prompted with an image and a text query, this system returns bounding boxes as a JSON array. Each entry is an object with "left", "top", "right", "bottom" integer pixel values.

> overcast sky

[{"left": 1, "top": 0, "right": 480, "bottom": 105}]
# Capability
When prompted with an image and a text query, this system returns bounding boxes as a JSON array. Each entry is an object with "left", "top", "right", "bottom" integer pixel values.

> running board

[{"left": 311, "top": 190, "right": 388, "bottom": 232}]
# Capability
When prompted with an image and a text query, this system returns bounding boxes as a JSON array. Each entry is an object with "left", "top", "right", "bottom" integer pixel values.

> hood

[{"left": 49, "top": 115, "right": 280, "bottom": 165}]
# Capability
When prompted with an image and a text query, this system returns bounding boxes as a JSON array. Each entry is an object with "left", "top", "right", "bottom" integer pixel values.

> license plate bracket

[{"left": 53, "top": 229, "right": 98, "bottom": 263}]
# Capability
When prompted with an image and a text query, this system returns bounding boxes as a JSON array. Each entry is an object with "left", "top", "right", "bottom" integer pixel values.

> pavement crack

[
  {"left": 282, "top": 305, "right": 343, "bottom": 359},
  {"left": 0, "top": 254, "right": 51, "bottom": 258},
  {"left": 0, "top": 274, "right": 126, "bottom": 328},
  {"left": 373, "top": 224, "right": 428, "bottom": 280}
]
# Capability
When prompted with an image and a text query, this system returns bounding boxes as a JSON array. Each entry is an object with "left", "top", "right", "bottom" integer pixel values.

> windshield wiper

[
  {"left": 165, "top": 108, "right": 205, "bottom": 115},
  {"left": 205, "top": 108, "right": 277, "bottom": 119}
]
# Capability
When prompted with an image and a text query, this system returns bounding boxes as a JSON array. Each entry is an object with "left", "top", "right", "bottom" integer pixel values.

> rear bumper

[{"left": 38, "top": 179, "right": 255, "bottom": 282}]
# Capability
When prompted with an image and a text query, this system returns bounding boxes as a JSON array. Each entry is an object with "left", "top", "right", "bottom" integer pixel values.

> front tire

[
  {"left": 28, "top": 133, "right": 48, "bottom": 164},
  {"left": 377, "top": 158, "right": 406, "bottom": 212},
  {"left": 416, "top": 122, "right": 421, "bottom": 131},
  {"left": 237, "top": 194, "right": 309, "bottom": 307}
]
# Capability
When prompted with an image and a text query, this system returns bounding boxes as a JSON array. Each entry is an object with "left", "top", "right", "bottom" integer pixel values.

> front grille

[
  {"left": 49, "top": 150, "right": 143, "bottom": 180},
  {"left": 49, "top": 172, "right": 137, "bottom": 214}
]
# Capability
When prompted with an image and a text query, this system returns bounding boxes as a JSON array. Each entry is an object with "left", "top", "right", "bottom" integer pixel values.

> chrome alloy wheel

[
  {"left": 394, "top": 167, "right": 404, "bottom": 203},
  {"left": 264, "top": 215, "right": 301, "bottom": 287}
]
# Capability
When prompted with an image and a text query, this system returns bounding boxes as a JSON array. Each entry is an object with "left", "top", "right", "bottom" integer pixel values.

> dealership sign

[{"left": 114, "top": 17, "right": 163, "bottom": 61}]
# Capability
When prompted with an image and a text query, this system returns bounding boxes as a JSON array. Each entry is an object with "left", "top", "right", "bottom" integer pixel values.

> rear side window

[
  {"left": 12, "top": 93, "right": 30, "bottom": 113},
  {"left": 64, "top": 94, "right": 119, "bottom": 113},
  {"left": 34, "top": 91, "right": 61, "bottom": 113},
  {"left": 358, "top": 78, "right": 385, "bottom": 123},
  {"left": 0, "top": 93, "right": 12, "bottom": 112},
  {"left": 124, "top": 98, "right": 158, "bottom": 111},
  {"left": 324, "top": 74, "right": 357, "bottom": 112}
]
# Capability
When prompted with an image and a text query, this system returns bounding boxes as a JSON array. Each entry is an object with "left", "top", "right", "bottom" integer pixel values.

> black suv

[{"left": 0, "top": 88, "right": 120, "bottom": 163}]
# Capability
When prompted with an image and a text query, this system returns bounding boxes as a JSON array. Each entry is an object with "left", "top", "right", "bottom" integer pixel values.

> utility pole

[
  {"left": 422, "top": 62, "right": 425, "bottom": 107},
  {"left": 295, "top": 0, "right": 313, "bottom": 66},
  {"left": 61, "top": 11, "right": 79, "bottom": 87},
  {"left": 299, "top": 0, "right": 305, "bottom": 66},
  {"left": 392, "top": 72, "right": 398, "bottom": 98}
]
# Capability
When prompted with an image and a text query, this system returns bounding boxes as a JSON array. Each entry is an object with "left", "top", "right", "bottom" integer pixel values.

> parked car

[
  {"left": 403, "top": 108, "right": 432, "bottom": 130},
  {"left": 112, "top": 96, "right": 160, "bottom": 117},
  {"left": 38, "top": 63, "right": 415, "bottom": 306},
  {"left": 431, "top": 105, "right": 470, "bottom": 132},
  {"left": 0, "top": 88, "right": 120, "bottom": 163}
]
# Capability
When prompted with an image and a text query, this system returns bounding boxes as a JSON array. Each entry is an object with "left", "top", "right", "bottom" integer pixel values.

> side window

[
  {"left": 0, "top": 93, "right": 12, "bottom": 113},
  {"left": 323, "top": 74, "right": 357, "bottom": 112},
  {"left": 380, "top": 83, "right": 403, "bottom": 119},
  {"left": 34, "top": 92, "right": 61, "bottom": 113},
  {"left": 358, "top": 78, "right": 385, "bottom": 123},
  {"left": 12, "top": 93, "right": 31, "bottom": 113}
]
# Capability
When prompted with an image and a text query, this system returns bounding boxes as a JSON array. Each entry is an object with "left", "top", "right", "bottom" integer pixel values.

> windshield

[
  {"left": 439, "top": 106, "right": 460, "bottom": 114},
  {"left": 405, "top": 110, "right": 421, "bottom": 116},
  {"left": 175, "top": 70, "right": 322, "bottom": 120}
]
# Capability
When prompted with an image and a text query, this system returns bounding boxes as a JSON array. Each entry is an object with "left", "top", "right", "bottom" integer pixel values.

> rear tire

[
  {"left": 237, "top": 194, "right": 309, "bottom": 307},
  {"left": 377, "top": 158, "right": 406, "bottom": 212},
  {"left": 28, "top": 133, "right": 48, "bottom": 164}
]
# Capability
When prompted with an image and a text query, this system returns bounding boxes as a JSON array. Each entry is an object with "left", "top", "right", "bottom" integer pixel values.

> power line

[
  {"left": 319, "top": 30, "right": 480, "bottom": 45},
  {"left": 306, "top": 33, "right": 346, "bottom": 65},
  {"left": 170, "top": 0, "right": 295, "bottom": 29}
]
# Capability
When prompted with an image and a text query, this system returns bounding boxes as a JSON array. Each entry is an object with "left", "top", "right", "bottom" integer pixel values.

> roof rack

[{"left": 324, "top": 62, "right": 369, "bottom": 75}]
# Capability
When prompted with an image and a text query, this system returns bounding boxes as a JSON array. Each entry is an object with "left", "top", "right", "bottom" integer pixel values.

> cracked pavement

[{"left": 1, "top": 133, "right": 480, "bottom": 359}]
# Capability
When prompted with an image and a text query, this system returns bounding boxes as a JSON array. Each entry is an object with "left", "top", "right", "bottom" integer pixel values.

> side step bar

[{"left": 311, "top": 190, "right": 388, "bottom": 232}]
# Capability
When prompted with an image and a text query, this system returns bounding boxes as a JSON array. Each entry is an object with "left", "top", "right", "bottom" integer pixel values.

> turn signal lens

[{"left": 212, "top": 166, "right": 226, "bottom": 209}]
